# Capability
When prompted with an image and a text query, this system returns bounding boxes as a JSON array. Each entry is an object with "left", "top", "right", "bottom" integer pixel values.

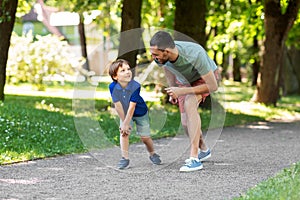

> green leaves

[{"left": 6, "top": 33, "right": 83, "bottom": 91}]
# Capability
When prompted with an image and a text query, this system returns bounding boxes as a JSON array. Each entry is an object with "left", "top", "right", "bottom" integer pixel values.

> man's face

[{"left": 150, "top": 46, "right": 169, "bottom": 64}]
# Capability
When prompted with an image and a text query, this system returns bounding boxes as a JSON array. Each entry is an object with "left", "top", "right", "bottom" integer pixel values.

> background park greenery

[{"left": 1, "top": 0, "right": 300, "bottom": 199}]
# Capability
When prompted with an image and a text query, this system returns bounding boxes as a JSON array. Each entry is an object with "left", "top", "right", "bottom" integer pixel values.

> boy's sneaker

[
  {"left": 198, "top": 148, "right": 211, "bottom": 161},
  {"left": 180, "top": 158, "right": 203, "bottom": 172},
  {"left": 149, "top": 153, "right": 161, "bottom": 165},
  {"left": 118, "top": 157, "right": 129, "bottom": 169}
]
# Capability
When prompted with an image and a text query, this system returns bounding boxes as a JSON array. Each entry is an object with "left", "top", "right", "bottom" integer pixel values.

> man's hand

[
  {"left": 165, "top": 87, "right": 185, "bottom": 99},
  {"left": 168, "top": 96, "right": 178, "bottom": 104}
]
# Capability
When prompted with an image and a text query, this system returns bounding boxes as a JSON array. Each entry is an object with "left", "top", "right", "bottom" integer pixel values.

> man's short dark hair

[{"left": 150, "top": 31, "right": 175, "bottom": 50}]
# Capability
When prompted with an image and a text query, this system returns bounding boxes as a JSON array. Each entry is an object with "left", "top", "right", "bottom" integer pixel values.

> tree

[
  {"left": 0, "top": 0, "right": 18, "bottom": 101},
  {"left": 173, "top": 0, "right": 206, "bottom": 47},
  {"left": 44, "top": 0, "right": 106, "bottom": 72},
  {"left": 117, "top": 0, "right": 142, "bottom": 70},
  {"left": 141, "top": 0, "right": 175, "bottom": 29},
  {"left": 253, "top": 0, "right": 300, "bottom": 105}
]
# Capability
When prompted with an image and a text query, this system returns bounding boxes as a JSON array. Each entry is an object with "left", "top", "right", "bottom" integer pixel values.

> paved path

[{"left": 1, "top": 119, "right": 300, "bottom": 200}]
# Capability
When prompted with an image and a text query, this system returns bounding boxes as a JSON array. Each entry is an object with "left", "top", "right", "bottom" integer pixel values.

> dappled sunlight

[
  {"left": 0, "top": 150, "right": 44, "bottom": 165},
  {"left": 0, "top": 178, "right": 44, "bottom": 185},
  {"left": 35, "top": 99, "right": 60, "bottom": 112},
  {"left": 225, "top": 101, "right": 299, "bottom": 120},
  {"left": 245, "top": 121, "right": 271, "bottom": 130},
  {"left": 222, "top": 80, "right": 255, "bottom": 102}
]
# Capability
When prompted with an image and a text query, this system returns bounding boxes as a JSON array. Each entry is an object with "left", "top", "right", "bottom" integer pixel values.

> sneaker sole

[
  {"left": 199, "top": 153, "right": 211, "bottom": 161},
  {"left": 179, "top": 165, "right": 203, "bottom": 172},
  {"left": 118, "top": 164, "right": 130, "bottom": 170},
  {"left": 151, "top": 161, "right": 162, "bottom": 165}
]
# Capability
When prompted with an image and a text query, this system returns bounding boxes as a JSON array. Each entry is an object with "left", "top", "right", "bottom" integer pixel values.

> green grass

[{"left": 233, "top": 162, "right": 300, "bottom": 200}]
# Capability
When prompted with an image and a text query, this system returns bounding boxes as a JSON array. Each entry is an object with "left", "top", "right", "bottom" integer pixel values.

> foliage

[
  {"left": 6, "top": 33, "right": 83, "bottom": 90},
  {"left": 234, "top": 162, "right": 300, "bottom": 200},
  {"left": 0, "top": 0, "right": 13, "bottom": 23},
  {"left": 206, "top": 0, "right": 265, "bottom": 66},
  {"left": 43, "top": 0, "right": 122, "bottom": 41},
  {"left": 15, "top": 0, "right": 35, "bottom": 19},
  {"left": 141, "top": 0, "right": 175, "bottom": 29},
  {"left": 286, "top": 10, "right": 300, "bottom": 49}
]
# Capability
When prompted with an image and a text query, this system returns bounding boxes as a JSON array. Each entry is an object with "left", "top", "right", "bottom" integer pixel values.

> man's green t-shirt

[{"left": 164, "top": 41, "right": 217, "bottom": 85}]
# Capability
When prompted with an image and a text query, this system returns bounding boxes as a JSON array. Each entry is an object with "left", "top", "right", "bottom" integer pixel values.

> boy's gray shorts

[{"left": 120, "top": 112, "right": 150, "bottom": 137}]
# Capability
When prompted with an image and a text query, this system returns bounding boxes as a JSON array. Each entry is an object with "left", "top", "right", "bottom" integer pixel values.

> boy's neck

[{"left": 118, "top": 81, "right": 128, "bottom": 88}]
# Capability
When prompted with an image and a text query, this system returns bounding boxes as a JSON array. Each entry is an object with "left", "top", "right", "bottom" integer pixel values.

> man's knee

[
  {"left": 183, "top": 95, "right": 200, "bottom": 111},
  {"left": 181, "top": 113, "right": 187, "bottom": 126}
]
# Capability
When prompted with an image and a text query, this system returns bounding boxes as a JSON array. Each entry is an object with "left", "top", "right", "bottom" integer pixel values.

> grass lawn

[{"left": 1, "top": 80, "right": 300, "bottom": 199}]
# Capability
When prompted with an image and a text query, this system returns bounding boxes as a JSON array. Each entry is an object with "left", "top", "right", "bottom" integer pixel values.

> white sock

[
  {"left": 200, "top": 148, "right": 209, "bottom": 153},
  {"left": 189, "top": 157, "right": 200, "bottom": 162}
]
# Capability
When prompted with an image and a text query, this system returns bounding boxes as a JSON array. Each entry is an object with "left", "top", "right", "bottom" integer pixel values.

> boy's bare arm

[
  {"left": 114, "top": 101, "right": 125, "bottom": 121},
  {"left": 122, "top": 102, "right": 136, "bottom": 127}
]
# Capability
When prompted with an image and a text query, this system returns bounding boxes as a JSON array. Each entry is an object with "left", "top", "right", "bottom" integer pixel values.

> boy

[{"left": 108, "top": 59, "right": 161, "bottom": 169}]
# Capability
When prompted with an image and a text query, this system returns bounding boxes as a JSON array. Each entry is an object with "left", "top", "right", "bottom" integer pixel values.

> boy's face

[{"left": 113, "top": 63, "right": 132, "bottom": 83}]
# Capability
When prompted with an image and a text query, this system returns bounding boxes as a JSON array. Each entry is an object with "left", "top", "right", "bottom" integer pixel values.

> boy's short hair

[
  {"left": 150, "top": 31, "right": 175, "bottom": 50},
  {"left": 109, "top": 59, "right": 130, "bottom": 81}
]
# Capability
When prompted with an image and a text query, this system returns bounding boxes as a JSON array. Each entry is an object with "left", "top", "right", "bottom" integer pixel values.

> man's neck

[{"left": 168, "top": 47, "right": 179, "bottom": 63}]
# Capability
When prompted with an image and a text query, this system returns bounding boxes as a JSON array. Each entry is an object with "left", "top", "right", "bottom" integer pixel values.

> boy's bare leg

[
  {"left": 141, "top": 136, "right": 155, "bottom": 156},
  {"left": 120, "top": 134, "right": 129, "bottom": 159}
]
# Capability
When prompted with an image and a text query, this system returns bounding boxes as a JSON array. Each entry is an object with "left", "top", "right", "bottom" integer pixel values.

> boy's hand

[{"left": 119, "top": 126, "right": 132, "bottom": 137}]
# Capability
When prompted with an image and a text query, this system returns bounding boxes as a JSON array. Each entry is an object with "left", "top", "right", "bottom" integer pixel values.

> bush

[{"left": 6, "top": 32, "right": 84, "bottom": 90}]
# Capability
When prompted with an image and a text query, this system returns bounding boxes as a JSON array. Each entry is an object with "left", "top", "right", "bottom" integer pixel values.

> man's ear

[{"left": 164, "top": 48, "right": 172, "bottom": 54}]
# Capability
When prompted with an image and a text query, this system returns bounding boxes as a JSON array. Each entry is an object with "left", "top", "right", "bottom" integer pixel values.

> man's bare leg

[
  {"left": 181, "top": 110, "right": 208, "bottom": 154},
  {"left": 183, "top": 94, "right": 207, "bottom": 158}
]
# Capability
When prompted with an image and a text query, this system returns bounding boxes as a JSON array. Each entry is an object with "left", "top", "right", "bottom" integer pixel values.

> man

[{"left": 149, "top": 31, "right": 219, "bottom": 172}]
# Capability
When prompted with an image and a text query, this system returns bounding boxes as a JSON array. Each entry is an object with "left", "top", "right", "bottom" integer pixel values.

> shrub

[{"left": 6, "top": 32, "right": 84, "bottom": 90}]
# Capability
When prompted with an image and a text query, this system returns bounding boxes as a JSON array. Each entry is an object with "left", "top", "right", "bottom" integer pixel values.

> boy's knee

[{"left": 141, "top": 136, "right": 151, "bottom": 141}]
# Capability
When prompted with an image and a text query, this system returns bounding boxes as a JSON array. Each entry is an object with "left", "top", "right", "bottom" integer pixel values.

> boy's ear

[{"left": 113, "top": 75, "right": 118, "bottom": 81}]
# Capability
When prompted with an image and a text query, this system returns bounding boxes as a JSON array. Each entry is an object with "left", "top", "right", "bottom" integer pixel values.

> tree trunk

[
  {"left": 78, "top": 14, "right": 90, "bottom": 71},
  {"left": 283, "top": 46, "right": 300, "bottom": 95},
  {"left": 0, "top": 0, "right": 18, "bottom": 101},
  {"left": 251, "top": 36, "right": 260, "bottom": 86},
  {"left": 233, "top": 56, "right": 241, "bottom": 82},
  {"left": 118, "top": 0, "right": 142, "bottom": 72},
  {"left": 173, "top": 0, "right": 221, "bottom": 110},
  {"left": 289, "top": 46, "right": 300, "bottom": 94},
  {"left": 174, "top": 0, "right": 206, "bottom": 48},
  {"left": 253, "top": 0, "right": 300, "bottom": 105}
]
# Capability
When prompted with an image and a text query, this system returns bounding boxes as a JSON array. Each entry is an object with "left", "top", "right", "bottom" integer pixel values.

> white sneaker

[{"left": 180, "top": 158, "right": 203, "bottom": 172}]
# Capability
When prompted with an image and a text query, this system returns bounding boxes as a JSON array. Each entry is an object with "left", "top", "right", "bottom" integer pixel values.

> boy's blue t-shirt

[{"left": 109, "top": 80, "right": 148, "bottom": 117}]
